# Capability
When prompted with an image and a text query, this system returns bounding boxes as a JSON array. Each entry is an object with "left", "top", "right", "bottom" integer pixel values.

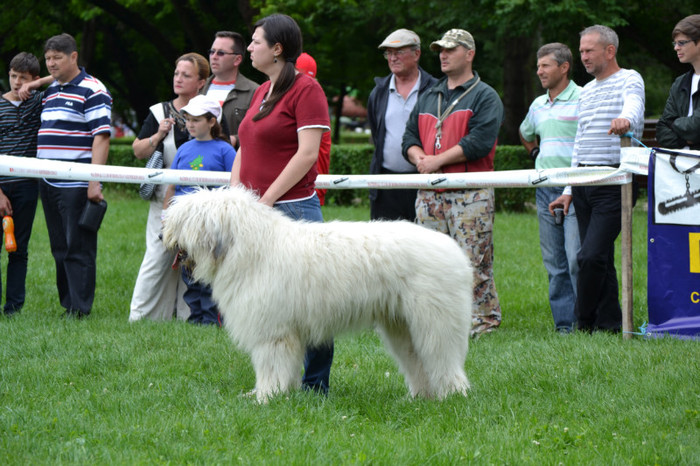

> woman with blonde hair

[{"left": 129, "top": 53, "right": 210, "bottom": 322}]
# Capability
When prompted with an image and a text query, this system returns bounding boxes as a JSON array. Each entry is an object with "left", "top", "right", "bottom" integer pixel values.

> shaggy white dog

[{"left": 162, "top": 187, "right": 473, "bottom": 402}]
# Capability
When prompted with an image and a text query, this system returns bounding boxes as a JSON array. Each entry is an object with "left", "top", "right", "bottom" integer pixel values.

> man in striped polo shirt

[
  {"left": 549, "top": 25, "right": 645, "bottom": 333},
  {"left": 37, "top": 33, "right": 112, "bottom": 319},
  {"left": 519, "top": 43, "right": 581, "bottom": 333}
]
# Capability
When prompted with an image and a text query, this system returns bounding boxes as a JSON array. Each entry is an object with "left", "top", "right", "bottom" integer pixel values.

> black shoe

[{"left": 62, "top": 309, "right": 88, "bottom": 319}]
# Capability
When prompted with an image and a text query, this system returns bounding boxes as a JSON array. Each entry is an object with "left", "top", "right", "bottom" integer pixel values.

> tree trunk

[
  {"left": 501, "top": 35, "right": 534, "bottom": 145},
  {"left": 333, "top": 85, "right": 346, "bottom": 145}
]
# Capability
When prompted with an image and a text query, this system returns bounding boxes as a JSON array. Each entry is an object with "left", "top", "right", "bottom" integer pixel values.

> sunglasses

[
  {"left": 208, "top": 49, "right": 241, "bottom": 57},
  {"left": 671, "top": 40, "right": 694, "bottom": 48}
]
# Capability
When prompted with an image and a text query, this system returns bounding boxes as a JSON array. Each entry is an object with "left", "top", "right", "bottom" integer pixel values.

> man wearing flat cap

[
  {"left": 367, "top": 29, "right": 437, "bottom": 221},
  {"left": 402, "top": 29, "right": 504, "bottom": 338}
]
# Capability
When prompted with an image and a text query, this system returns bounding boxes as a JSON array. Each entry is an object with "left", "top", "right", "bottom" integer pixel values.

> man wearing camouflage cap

[
  {"left": 402, "top": 29, "right": 504, "bottom": 338},
  {"left": 368, "top": 29, "right": 437, "bottom": 221}
]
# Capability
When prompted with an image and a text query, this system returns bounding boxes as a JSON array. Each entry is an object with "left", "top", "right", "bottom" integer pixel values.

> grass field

[{"left": 0, "top": 190, "right": 698, "bottom": 465}]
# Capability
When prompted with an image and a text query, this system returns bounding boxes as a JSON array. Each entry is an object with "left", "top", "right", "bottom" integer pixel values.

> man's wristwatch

[{"left": 529, "top": 147, "right": 540, "bottom": 161}]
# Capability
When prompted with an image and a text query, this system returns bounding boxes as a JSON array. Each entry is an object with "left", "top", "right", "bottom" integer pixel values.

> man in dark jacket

[
  {"left": 367, "top": 29, "right": 437, "bottom": 220},
  {"left": 657, "top": 14, "right": 700, "bottom": 151}
]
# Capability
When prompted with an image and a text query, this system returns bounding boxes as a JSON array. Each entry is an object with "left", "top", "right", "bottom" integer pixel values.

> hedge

[
  {"left": 325, "top": 144, "right": 535, "bottom": 211},
  {"left": 106, "top": 142, "right": 535, "bottom": 211}
]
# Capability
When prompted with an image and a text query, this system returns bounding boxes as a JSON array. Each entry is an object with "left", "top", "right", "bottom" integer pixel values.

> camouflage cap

[
  {"left": 378, "top": 29, "right": 420, "bottom": 49},
  {"left": 430, "top": 29, "right": 475, "bottom": 52}
]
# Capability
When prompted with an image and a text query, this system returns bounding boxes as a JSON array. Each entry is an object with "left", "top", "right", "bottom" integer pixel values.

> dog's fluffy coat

[{"left": 162, "top": 187, "right": 473, "bottom": 402}]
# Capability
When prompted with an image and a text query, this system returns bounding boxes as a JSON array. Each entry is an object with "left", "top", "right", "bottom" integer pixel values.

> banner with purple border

[{"left": 647, "top": 148, "right": 700, "bottom": 339}]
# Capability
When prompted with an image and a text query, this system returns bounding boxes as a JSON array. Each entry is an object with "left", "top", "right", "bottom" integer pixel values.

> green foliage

[
  {"left": 338, "top": 131, "right": 371, "bottom": 145},
  {"left": 2, "top": 201, "right": 698, "bottom": 464},
  {"left": 494, "top": 145, "right": 536, "bottom": 212},
  {"left": 105, "top": 143, "right": 144, "bottom": 195},
  {"left": 110, "top": 137, "right": 136, "bottom": 146},
  {"left": 1, "top": 0, "right": 696, "bottom": 138},
  {"left": 326, "top": 144, "right": 374, "bottom": 206}
]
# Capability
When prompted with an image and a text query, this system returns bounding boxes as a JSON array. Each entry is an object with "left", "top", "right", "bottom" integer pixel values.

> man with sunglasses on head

[
  {"left": 368, "top": 29, "right": 437, "bottom": 221},
  {"left": 201, "top": 31, "right": 259, "bottom": 148}
]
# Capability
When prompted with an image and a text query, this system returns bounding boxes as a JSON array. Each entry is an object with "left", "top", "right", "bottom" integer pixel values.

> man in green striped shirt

[{"left": 519, "top": 43, "right": 581, "bottom": 333}]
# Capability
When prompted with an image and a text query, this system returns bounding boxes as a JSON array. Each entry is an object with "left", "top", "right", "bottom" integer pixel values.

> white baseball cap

[{"left": 181, "top": 95, "right": 221, "bottom": 119}]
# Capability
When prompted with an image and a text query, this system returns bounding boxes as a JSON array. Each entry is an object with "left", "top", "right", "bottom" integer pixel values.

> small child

[
  {"left": 162, "top": 95, "right": 236, "bottom": 325},
  {"left": 0, "top": 52, "right": 43, "bottom": 316}
]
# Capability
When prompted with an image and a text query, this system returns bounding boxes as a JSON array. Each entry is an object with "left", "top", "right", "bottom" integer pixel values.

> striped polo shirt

[
  {"left": 0, "top": 91, "right": 43, "bottom": 183},
  {"left": 520, "top": 80, "right": 581, "bottom": 170},
  {"left": 572, "top": 68, "right": 645, "bottom": 167},
  {"left": 37, "top": 68, "right": 112, "bottom": 187}
]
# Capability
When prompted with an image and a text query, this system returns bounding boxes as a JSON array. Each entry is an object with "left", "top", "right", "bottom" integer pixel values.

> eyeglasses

[
  {"left": 208, "top": 49, "right": 240, "bottom": 57},
  {"left": 383, "top": 48, "right": 414, "bottom": 59},
  {"left": 671, "top": 40, "right": 693, "bottom": 48}
]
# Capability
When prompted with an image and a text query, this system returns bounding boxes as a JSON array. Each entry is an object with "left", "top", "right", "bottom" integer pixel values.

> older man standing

[
  {"left": 549, "top": 25, "right": 645, "bottom": 333},
  {"left": 403, "top": 29, "right": 504, "bottom": 337},
  {"left": 37, "top": 33, "right": 112, "bottom": 319},
  {"left": 519, "top": 43, "right": 581, "bottom": 333},
  {"left": 367, "top": 29, "right": 437, "bottom": 221},
  {"left": 202, "top": 31, "right": 258, "bottom": 148}
]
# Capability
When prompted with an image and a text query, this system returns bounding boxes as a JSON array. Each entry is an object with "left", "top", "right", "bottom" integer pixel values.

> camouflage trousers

[{"left": 415, "top": 188, "right": 501, "bottom": 337}]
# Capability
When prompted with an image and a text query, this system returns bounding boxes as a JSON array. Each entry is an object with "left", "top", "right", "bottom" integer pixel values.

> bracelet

[{"left": 149, "top": 136, "right": 155, "bottom": 148}]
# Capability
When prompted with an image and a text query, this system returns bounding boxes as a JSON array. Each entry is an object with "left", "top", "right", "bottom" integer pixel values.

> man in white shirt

[{"left": 549, "top": 25, "right": 645, "bottom": 333}]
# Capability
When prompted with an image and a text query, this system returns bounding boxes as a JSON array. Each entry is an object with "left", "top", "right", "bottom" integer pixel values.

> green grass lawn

[{"left": 0, "top": 190, "right": 698, "bottom": 465}]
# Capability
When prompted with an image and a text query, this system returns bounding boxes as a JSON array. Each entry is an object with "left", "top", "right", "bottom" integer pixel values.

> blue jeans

[
  {"left": 536, "top": 187, "right": 580, "bottom": 331},
  {"left": 274, "top": 195, "right": 334, "bottom": 394},
  {"left": 181, "top": 267, "right": 220, "bottom": 326},
  {"left": 0, "top": 180, "right": 38, "bottom": 314}
]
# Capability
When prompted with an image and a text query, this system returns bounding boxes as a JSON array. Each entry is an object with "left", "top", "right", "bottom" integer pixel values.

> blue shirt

[{"left": 173, "top": 139, "right": 236, "bottom": 197}]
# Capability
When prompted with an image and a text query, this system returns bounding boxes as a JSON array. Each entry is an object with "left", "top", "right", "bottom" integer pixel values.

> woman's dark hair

[
  {"left": 206, "top": 113, "right": 228, "bottom": 142},
  {"left": 252, "top": 14, "right": 303, "bottom": 121}
]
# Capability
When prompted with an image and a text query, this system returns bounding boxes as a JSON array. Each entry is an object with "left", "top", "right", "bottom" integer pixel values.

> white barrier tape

[{"left": 0, "top": 147, "right": 651, "bottom": 189}]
